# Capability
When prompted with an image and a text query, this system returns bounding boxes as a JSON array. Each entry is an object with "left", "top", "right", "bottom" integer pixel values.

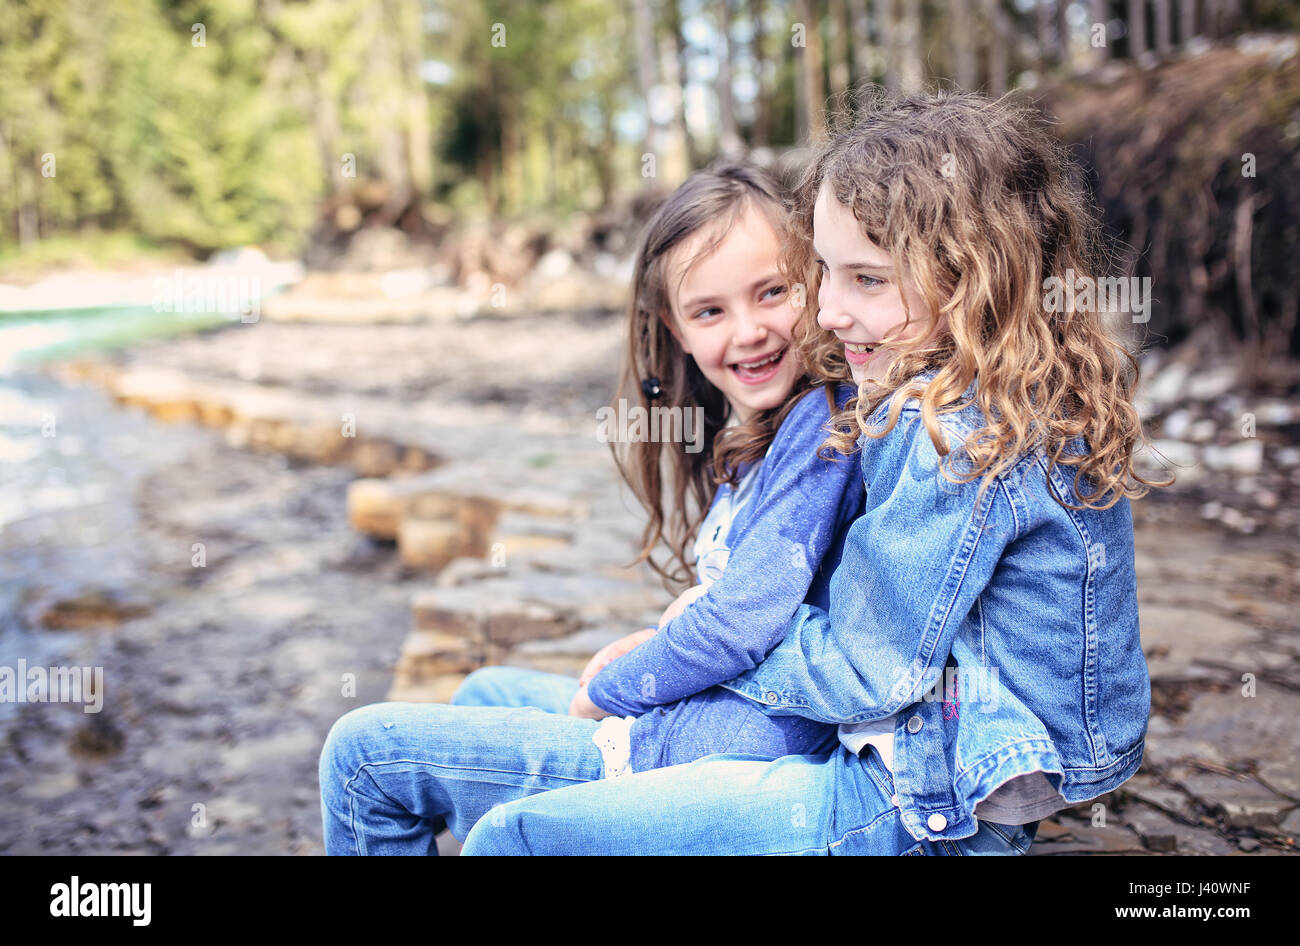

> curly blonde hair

[{"left": 785, "top": 88, "right": 1171, "bottom": 509}]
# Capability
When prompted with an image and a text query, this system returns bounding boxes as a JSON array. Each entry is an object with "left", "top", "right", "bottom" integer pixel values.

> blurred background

[{"left": 0, "top": 1, "right": 1297, "bottom": 856}]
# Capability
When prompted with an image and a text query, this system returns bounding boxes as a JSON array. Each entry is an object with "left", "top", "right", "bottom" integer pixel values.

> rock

[
  {"left": 1272, "top": 446, "right": 1300, "bottom": 468},
  {"left": 1186, "top": 418, "right": 1218, "bottom": 443},
  {"left": 1161, "top": 408, "right": 1192, "bottom": 440},
  {"left": 1138, "top": 603, "right": 1257, "bottom": 679},
  {"left": 1253, "top": 399, "right": 1296, "bottom": 426},
  {"left": 1024, "top": 816, "right": 1146, "bottom": 854},
  {"left": 1215, "top": 799, "right": 1285, "bottom": 830},
  {"left": 1185, "top": 365, "right": 1238, "bottom": 402},
  {"left": 1218, "top": 506, "right": 1257, "bottom": 533},
  {"left": 349, "top": 439, "right": 401, "bottom": 477},
  {"left": 1201, "top": 440, "right": 1263, "bottom": 475},
  {"left": 39, "top": 590, "right": 150, "bottom": 629},
  {"left": 1141, "top": 361, "right": 1190, "bottom": 410},
  {"left": 411, "top": 585, "right": 579, "bottom": 648},
  {"left": 534, "top": 249, "right": 574, "bottom": 280},
  {"left": 1120, "top": 805, "right": 1182, "bottom": 852},
  {"left": 1281, "top": 807, "right": 1300, "bottom": 838},
  {"left": 398, "top": 519, "right": 467, "bottom": 572},
  {"left": 347, "top": 478, "right": 405, "bottom": 538},
  {"left": 1136, "top": 440, "right": 1201, "bottom": 483}
]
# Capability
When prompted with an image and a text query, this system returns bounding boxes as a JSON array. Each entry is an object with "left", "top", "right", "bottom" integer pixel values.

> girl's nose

[
  {"left": 732, "top": 306, "right": 768, "bottom": 347},
  {"left": 817, "top": 280, "right": 853, "bottom": 332}
]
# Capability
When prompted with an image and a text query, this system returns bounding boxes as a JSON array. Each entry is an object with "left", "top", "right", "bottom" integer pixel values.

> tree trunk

[
  {"left": 951, "top": 0, "right": 978, "bottom": 87},
  {"left": 1091, "top": 0, "right": 1111, "bottom": 63},
  {"left": 875, "top": 0, "right": 900, "bottom": 91},
  {"left": 899, "top": 0, "right": 923, "bottom": 92},
  {"left": 847, "top": 0, "right": 870, "bottom": 83},
  {"left": 983, "top": 0, "right": 1010, "bottom": 95},
  {"left": 666, "top": 0, "right": 702, "bottom": 168},
  {"left": 795, "top": 0, "right": 826, "bottom": 141},
  {"left": 749, "top": 0, "right": 771, "bottom": 147},
  {"left": 715, "top": 0, "right": 744, "bottom": 157},
  {"left": 1128, "top": 0, "right": 1147, "bottom": 59},
  {"left": 633, "top": 0, "right": 663, "bottom": 162},
  {"left": 1152, "top": 0, "right": 1172, "bottom": 55},
  {"left": 828, "top": 0, "right": 851, "bottom": 104},
  {"left": 1178, "top": 0, "right": 1197, "bottom": 44},
  {"left": 1055, "top": 0, "right": 1072, "bottom": 69}
]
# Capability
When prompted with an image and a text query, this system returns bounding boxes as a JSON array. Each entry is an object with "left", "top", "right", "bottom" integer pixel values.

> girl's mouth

[
  {"left": 843, "top": 341, "right": 877, "bottom": 365},
  {"left": 730, "top": 347, "right": 787, "bottom": 385}
]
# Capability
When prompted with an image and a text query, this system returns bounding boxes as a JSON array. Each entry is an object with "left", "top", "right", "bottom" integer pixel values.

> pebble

[{"left": 1201, "top": 440, "right": 1264, "bottom": 475}]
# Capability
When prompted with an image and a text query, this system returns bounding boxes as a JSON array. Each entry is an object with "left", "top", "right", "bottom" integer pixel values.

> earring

[{"left": 641, "top": 376, "right": 663, "bottom": 401}]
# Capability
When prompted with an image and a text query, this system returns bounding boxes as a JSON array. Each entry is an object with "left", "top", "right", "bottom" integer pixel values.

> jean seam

[
  {"left": 827, "top": 806, "right": 899, "bottom": 852},
  {"left": 341, "top": 756, "right": 597, "bottom": 854},
  {"left": 982, "top": 820, "right": 1030, "bottom": 854},
  {"left": 357, "top": 756, "right": 596, "bottom": 786}
]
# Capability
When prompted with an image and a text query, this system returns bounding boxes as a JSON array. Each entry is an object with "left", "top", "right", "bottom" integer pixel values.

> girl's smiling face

[
  {"left": 665, "top": 202, "right": 801, "bottom": 423},
  {"left": 812, "top": 182, "right": 938, "bottom": 384}
]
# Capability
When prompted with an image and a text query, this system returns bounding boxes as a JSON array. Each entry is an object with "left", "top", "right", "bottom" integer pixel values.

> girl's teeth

[
  {"left": 738, "top": 350, "right": 783, "bottom": 369},
  {"left": 846, "top": 343, "right": 875, "bottom": 353}
]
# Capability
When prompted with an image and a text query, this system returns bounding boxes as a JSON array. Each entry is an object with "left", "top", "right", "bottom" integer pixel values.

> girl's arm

[
  {"left": 585, "top": 385, "right": 862, "bottom": 717},
  {"left": 723, "top": 409, "right": 1016, "bottom": 724}
]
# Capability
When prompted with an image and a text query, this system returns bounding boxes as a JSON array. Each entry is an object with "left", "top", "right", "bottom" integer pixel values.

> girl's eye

[
  {"left": 693, "top": 307, "right": 722, "bottom": 320},
  {"left": 857, "top": 274, "right": 886, "bottom": 289},
  {"left": 815, "top": 259, "right": 828, "bottom": 273},
  {"left": 760, "top": 285, "right": 787, "bottom": 301}
]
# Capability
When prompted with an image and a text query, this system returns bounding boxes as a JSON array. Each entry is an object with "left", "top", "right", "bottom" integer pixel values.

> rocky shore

[{"left": 1, "top": 289, "right": 1296, "bottom": 855}]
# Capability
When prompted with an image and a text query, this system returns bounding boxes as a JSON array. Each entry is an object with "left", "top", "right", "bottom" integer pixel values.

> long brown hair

[
  {"left": 787, "top": 88, "right": 1171, "bottom": 510},
  {"left": 613, "top": 163, "right": 819, "bottom": 589}
]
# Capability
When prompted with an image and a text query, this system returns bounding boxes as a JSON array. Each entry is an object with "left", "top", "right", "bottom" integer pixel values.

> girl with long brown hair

[{"left": 319, "top": 163, "right": 865, "bottom": 853}]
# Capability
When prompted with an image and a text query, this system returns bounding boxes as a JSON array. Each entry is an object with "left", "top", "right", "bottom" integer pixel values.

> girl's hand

[
  {"left": 657, "top": 584, "right": 708, "bottom": 628},
  {"left": 568, "top": 685, "right": 611, "bottom": 720},
  {"left": 577, "top": 627, "right": 658, "bottom": 686}
]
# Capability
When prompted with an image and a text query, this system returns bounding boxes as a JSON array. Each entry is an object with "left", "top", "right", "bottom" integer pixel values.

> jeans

[
  {"left": 318, "top": 667, "right": 598, "bottom": 855},
  {"left": 319, "top": 666, "right": 1037, "bottom": 855}
]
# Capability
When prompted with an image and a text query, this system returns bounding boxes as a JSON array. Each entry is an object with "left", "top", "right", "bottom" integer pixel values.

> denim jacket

[
  {"left": 722, "top": 374, "right": 1151, "bottom": 842},
  {"left": 587, "top": 384, "right": 864, "bottom": 771}
]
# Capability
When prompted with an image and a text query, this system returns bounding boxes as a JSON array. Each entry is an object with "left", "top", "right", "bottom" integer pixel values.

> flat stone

[
  {"left": 1138, "top": 604, "right": 1259, "bottom": 677},
  {"left": 1025, "top": 816, "right": 1147, "bottom": 854},
  {"left": 1119, "top": 773, "right": 1198, "bottom": 819},
  {"left": 1119, "top": 803, "right": 1191, "bottom": 852},
  {"left": 1166, "top": 769, "right": 1287, "bottom": 829}
]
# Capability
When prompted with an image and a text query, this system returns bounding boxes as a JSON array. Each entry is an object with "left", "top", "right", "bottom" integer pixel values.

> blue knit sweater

[{"left": 586, "top": 383, "right": 864, "bottom": 772}]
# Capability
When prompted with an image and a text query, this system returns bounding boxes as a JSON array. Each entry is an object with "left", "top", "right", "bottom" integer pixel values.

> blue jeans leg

[
  {"left": 318, "top": 700, "right": 603, "bottom": 855},
  {"left": 460, "top": 746, "right": 1035, "bottom": 855},
  {"left": 451, "top": 666, "right": 579, "bottom": 714}
]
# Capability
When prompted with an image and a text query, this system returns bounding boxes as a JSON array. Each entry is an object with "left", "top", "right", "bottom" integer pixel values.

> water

[{"left": 0, "top": 304, "right": 236, "bottom": 372}]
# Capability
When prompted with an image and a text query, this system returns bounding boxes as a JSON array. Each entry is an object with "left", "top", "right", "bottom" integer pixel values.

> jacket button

[
  {"left": 890, "top": 794, "right": 899, "bottom": 807},
  {"left": 927, "top": 813, "right": 948, "bottom": 831},
  {"left": 765, "top": 691, "right": 779, "bottom": 704},
  {"left": 906, "top": 715, "right": 923, "bottom": 734}
]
